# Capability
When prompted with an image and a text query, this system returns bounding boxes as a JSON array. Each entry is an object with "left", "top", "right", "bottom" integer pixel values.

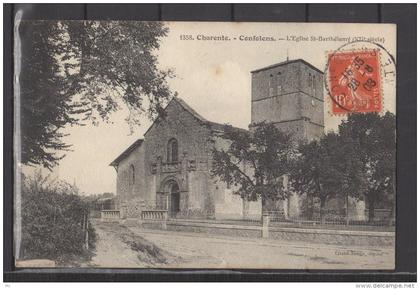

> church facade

[
  {"left": 110, "top": 96, "right": 261, "bottom": 219},
  {"left": 110, "top": 59, "right": 366, "bottom": 220}
]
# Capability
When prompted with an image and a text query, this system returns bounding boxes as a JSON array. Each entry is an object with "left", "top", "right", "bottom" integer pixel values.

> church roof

[
  {"left": 172, "top": 97, "right": 208, "bottom": 123},
  {"left": 144, "top": 97, "right": 248, "bottom": 136},
  {"left": 174, "top": 97, "right": 248, "bottom": 133},
  {"left": 251, "top": 58, "right": 324, "bottom": 74},
  {"left": 111, "top": 97, "right": 248, "bottom": 167},
  {"left": 109, "top": 139, "right": 143, "bottom": 167}
]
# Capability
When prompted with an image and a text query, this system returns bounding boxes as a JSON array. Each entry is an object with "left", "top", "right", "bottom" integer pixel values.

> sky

[{"left": 22, "top": 22, "right": 396, "bottom": 195}]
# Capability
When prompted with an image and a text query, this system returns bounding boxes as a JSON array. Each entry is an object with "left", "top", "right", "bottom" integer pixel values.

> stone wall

[
  {"left": 141, "top": 100, "right": 218, "bottom": 218},
  {"left": 251, "top": 60, "right": 324, "bottom": 142},
  {"left": 299, "top": 62, "right": 324, "bottom": 103},
  {"left": 115, "top": 144, "right": 147, "bottom": 217},
  {"left": 134, "top": 219, "right": 395, "bottom": 247},
  {"left": 252, "top": 61, "right": 302, "bottom": 102},
  {"left": 269, "top": 227, "right": 394, "bottom": 247}
]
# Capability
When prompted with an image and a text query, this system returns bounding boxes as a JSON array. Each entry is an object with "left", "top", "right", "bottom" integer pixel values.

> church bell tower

[{"left": 250, "top": 59, "right": 324, "bottom": 141}]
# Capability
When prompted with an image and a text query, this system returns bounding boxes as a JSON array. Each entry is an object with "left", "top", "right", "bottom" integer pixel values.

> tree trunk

[
  {"left": 367, "top": 193, "right": 375, "bottom": 224},
  {"left": 320, "top": 197, "right": 326, "bottom": 225},
  {"left": 389, "top": 174, "right": 396, "bottom": 226},
  {"left": 345, "top": 192, "right": 350, "bottom": 226},
  {"left": 261, "top": 195, "right": 265, "bottom": 223},
  {"left": 368, "top": 203, "right": 375, "bottom": 224},
  {"left": 308, "top": 195, "right": 314, "bottom": 220},
  {"left": 85, "top": 214, "right": 89, "bottom": 250}
]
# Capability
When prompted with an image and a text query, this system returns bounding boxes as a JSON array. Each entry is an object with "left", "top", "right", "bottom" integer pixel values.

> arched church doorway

[
  {"left": 169, "top": 182, "right": 180, "bottom": 218},
  {"left": 158, "top": 178, "right": 181, "bottom": 218}
]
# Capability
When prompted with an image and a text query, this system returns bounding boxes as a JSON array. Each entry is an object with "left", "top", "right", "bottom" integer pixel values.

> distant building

[{"left": 111, "top": 59, "right": 365, "bottom": 220}]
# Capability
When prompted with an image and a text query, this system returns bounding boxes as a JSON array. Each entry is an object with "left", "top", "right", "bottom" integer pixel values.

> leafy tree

[
  {"left": 19, "top": 22, "right": 83, "bottom": 170},
  {"left": 290, "top": 133, "right": 344, "bottom": 223},
  {"left": 338, "top": 112, "right": 396, "bottom": 223},
  {"left": 335, "top": 128, "right": 368, "bottom": 225},
  {"left": 19, "top": 171, "right": 96, "bottom": 264},
  {"left": 18, "top": 21, "right": 174, "bottom": 170},
  {"left": 62, "top": 21, "right": 174, "bottom": 125},
  {"left": 211, "top": 122, "right": 298, "bottom": 213}
]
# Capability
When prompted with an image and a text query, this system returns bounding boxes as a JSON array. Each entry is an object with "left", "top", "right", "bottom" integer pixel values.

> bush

[{"left": 18, "top": 171, "right": 96, "bottom": 263}]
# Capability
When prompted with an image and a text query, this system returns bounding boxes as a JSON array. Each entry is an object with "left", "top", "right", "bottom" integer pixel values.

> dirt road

[{"left": 86, "top": 221, "right": 394, "bottom": 269}]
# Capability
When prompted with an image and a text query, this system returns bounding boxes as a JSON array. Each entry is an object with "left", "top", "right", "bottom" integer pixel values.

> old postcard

[{"left": 14, "top": 21, "right": 396, "bottom": 269}]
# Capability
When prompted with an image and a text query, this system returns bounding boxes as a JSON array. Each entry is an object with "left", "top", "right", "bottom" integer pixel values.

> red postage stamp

[{"left": 327, "top": 49, "right": 382, "bottom": 114}]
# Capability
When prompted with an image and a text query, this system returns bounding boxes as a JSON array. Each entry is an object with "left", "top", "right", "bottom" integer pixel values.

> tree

[
  {"left": 338, "top": 112, "right": 396, "bottom": 223},
  {"left": 211, "top": 122, "right": 298, "bottom": 213},
  {"left": 18, "top": 21, "right": 174, "bottom": 170},
  {"left": 62, "top": 21, "right": 174, "bottom": 125},
  {"left": 19, "top": 22, "right": 82, "bottom": 170},
  {"left": 289, "top": 133, "right": 344, "bottom": 223},
  {"left": 19, "top": 171, "right": 96, "bottom": 263},
  {"left": 334, "top": 129, "right": 368, "bottom": 225},
  {"left": 291, "top": 113, "right": 394, "bottom": 225}
]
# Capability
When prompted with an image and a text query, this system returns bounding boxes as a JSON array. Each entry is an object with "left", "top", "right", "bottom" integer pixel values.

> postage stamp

[{"left": 327, "top": 49, "right": 382, "bottom": 114}]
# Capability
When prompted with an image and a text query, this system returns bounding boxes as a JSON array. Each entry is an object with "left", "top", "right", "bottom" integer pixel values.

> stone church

[{"left": 111, "top": 59, "right": 365, "bottom": 220}]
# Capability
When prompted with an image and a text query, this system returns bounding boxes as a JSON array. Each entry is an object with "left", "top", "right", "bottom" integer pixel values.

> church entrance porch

[{"left": 157, "top": 178, "right": 183, "bottom": 218}]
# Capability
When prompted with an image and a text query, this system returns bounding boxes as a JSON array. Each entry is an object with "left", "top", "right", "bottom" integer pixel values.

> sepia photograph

[{"left": 13, "top": 20, "right": 396, "bottom": 270}]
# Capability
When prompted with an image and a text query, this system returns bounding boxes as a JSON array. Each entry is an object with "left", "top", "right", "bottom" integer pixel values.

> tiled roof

[{"left": 109, "top": 139, "right": 143, "bottom": 167}]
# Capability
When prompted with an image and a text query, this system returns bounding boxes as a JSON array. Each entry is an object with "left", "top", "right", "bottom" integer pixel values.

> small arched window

[
  {"left": 167, "top": 138, "right": 179, "bottom": 163},
  {"left": 312, "top": 75, "right": 316, "bottom": 92},
  {"left": 129, "top": 164, "right": 135, "bottom": 185}
]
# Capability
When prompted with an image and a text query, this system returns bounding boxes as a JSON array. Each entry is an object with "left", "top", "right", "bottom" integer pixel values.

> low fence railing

[
  {"left": 270, "top": 218, "right": 394, "bottom": 232},
  {"left": 101, "top": 209, "right": 120, "bottom": 221},
  {"left": 219, "top": 210, "right": 394, "bottom": 232},
  {"left": 236, "top": 210, "right": 395, "bottom": 232},
  {"left": 141, "top": 209, "right": 168, "bottom": 221}
]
